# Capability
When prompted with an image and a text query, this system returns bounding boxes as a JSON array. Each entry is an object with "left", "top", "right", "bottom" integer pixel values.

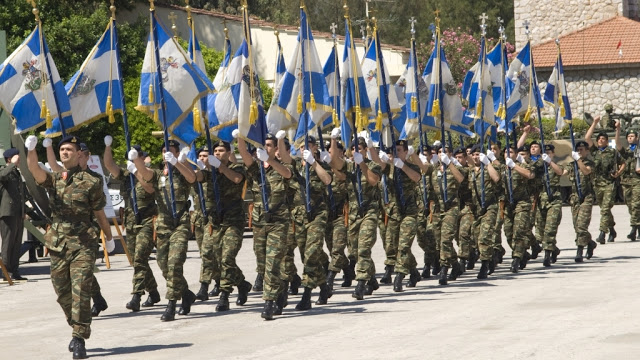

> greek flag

[
  {"left": 136, "top": 12, "right": 212, "bottom": 138},
  {"left": 207, "top": 37, "right": 236, "bottom": 141},
  {"left": 505, "top": 42, "right": 543, "bottom": 123},
  {"left": 340, "top": 20, "right": 371, "bottom": 149},
  {"left": 543, "top": 52, "right": 572, "bottom": 133},
  {"left": 461, "top": 36, "right": 495, "bottom": 139},
  {"left": 0, "top": 25, "right": 72, "bottom": 134},
  {"left": 397, "top": 43, "right": 432, "bottom": 140},
  {"left": 265, "top": 36, "right": 288, "bottom": 134},
  {"left": 321, "top": 46, "right": 341, "bottom": 129}
]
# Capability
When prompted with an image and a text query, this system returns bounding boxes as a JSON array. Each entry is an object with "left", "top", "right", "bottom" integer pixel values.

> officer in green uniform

[
  {"left": 490, "top": 141, "right": 507, "bottom": 265},
  {"left": 414, "top": 145, "right": 437, "bottom": 278},
  {"left": 615, "top": 125, "right": 640, "bottom": 241},
  {"left": 26, "top": 135, "right": 113, "bottom": 359},
  {"left": 538, "top": 144, "right": 565, "bottom": 267},
  {"left": 454, "top": 147, "right": 474, "bottom": 271}
]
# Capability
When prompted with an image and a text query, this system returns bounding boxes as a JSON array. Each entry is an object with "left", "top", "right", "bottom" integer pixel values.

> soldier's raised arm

[{"left": 25, "top": 136, "right": 48, "bottom": 184}]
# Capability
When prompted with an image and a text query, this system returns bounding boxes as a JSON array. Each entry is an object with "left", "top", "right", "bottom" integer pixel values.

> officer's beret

[
  {"left": 529, "top": 140, "right": 540, "bottom": 147},
  {"left": 395, "top": 139, "right": 408, "bottom": 150},
  {"left": 265, "top": 133, "right": 276, "bottom": 142},
  {"left": 544, "top": 144, "right": 555, "bottom": 152},
  {"left": 575, "top": 140, "right": 589, "bottom": 150},
  {"left": 3, "top": 148, "right": 18, "bottom": 159},
  {"left": 197, "top": 146, "right": 209, "bottom": 155},
  {"left": 212, "top": 141, "right": 230, "bottom": 151},
  {"left": 58, "top": 135, "right": 82, "bottom": 150},
  {"left": 307, "top": 136, "right": 317, "bottom": 144},
  {"left": 517, "top": 145, "right": 529, "bottom": 152},
  {"left": 470, "top": 144, "right": 483, "bottom": 153},
  {"left": 596, "top": 131, "right": 609, "bottom": 140},
  {"left": 335, "top": 141, "right": 344, "bottom": 151},
  {"left": 628, "top": 130, "right": 638, "bottom": 137},
  {"left": 422, "top": 144, "right": 433, "bottom": 153},
  {"left": 453, "top": 146, "right": 465, "bottom": 156},
  {"left": 79, "top": 143, "right": 90, "bottom": 152},
  {"left": 140, "top": 151, "right": 149, "bottom": 158},
  {"left": 161, "top": 139, "right": 181, "bottom": 151},
  {"left": 356, "top": 137, "right": 367, "bottom": 148}
]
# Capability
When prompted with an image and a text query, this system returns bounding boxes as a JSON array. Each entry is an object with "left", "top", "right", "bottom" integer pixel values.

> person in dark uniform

[{"left": 0, "top": 148, "right": 26, "bottom": 280}]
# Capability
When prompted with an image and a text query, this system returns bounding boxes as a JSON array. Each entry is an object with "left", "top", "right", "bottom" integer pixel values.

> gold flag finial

[
  {"left": 185, "top": 0, "right": 192, "bottom": 22},
  {"left": 27, "top": 0, "right": 40, "bottom": 22},
  {"left": 300, "top": 0, "right": 305, "bottom": 9},
  {"left": 241, "top": 0, "right": 248, "bottom": 8},
  {"left": 223, "top": 19, "right": 229, "bottom": 39},
  {"left": 110, "top": 0, "right": 116, "bottom": 20},
  {"left": 149, "top": 0, "right": 155, "bottom": 11},
  {"left": 168, "top": 12, "right": 178, "bottom": 38},
  {"left": 343, "top": 0, "right": 349, "bottom": 19}
]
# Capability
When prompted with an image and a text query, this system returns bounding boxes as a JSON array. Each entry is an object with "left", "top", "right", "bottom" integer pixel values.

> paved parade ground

[{"left": 2, "top": 205, "right": 639, "bottom": 359}]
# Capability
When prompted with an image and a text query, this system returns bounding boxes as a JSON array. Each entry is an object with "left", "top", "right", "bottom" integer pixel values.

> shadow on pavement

[{"left": 88, "top": 343, "right": 192, "bottom": 357}]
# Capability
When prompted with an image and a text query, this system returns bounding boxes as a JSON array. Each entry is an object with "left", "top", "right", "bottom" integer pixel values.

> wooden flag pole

[
  {"left": 0, "top": 259, "right": 14, "bottom": 285},
  {"left": 100, "top": 231, "right": 111, "bottom": 269},
  {"left": 112, "top": 218, "right": 132, "bottom": 265}
]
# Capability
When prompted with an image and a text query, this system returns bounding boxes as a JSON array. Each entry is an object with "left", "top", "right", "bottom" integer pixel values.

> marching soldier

[
  {"left": 454, "top": 147, "right": 475, "bottom": 271},
  {"left": 490, "top": 141, "right": 507, "bottom": 265},
  {"left": 538, "top": 144, "right": 565, "bottom": 267},
  {"left": 615, "top": 125, "right": 640, "bottom": 241},
  {"left": 517, "top": 126, "right": 544, "bottom": 259},
  {"left": 414, "top": 145, "right": 437, "bottom": 278},
  {"left": 567, "top": 141, "right": 598, "bottom": 261}
]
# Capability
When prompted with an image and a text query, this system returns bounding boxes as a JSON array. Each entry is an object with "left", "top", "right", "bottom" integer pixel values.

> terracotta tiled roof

[{"left": 531, "top": 16, "right": 640, "bottom": 69}]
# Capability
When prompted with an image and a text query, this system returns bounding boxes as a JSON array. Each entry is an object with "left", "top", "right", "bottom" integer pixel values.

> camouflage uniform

[
  {"left": 537, "top": 163, "right": 563, "bottom": 251},
  {"left": 493, "top": 165, "right": 506, "bottom": 256},
  {"left": 246, "top": 161, "right": 292, "bottom": 301},
  {"left": 388, "top": 163, "right": 420, "bottom": 275},
  {"left": 326, "top": 161, "right": 349, "bottom": 273},
  {"left": 457, "top": 165, "right": 475, "bottom": 261},
  {"left": 501, "top": 162, "right": 532, "bottom": 259},
  {"left": 590, "top": 144, "right": 623, "bottom": 232},
  {"left": 40, "top": 166, "right": 105, "bottom": 340},
  {"left": 152, "top": 168, "right": 192, "bottom": 301},
  {"left": 379, "top": 179, "right": 393, "bottom": 265},
  {"left": 114, "top": 169, "right": 158, "bottom": 296},
  {"left": 469, "top": 166, "right": 498, "bottom": 261},
  {"left": 619, "top": 146, "right": 640, "bottom": 227},
  {"left": 191, "top": 185, "right": 215, "bottom": 285},
  {"left": 283, "top": 163, "right": 304, "bottom": 283},
  {"left": 246, "top": 162, "right": 267, "bottom": 277},
  {"left": 528, "top": 157, "right": 545, "bottom": 249},
  {"left": 415, "top": 181, "right": 437, "bottom": 271},
  {"left": 566, "top": 158, "right": 596, "bottom": 246}
]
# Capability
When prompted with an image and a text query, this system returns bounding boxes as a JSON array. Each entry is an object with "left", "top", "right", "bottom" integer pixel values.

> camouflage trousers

[
  {"left": 473, "top": 205, "right": 498, "bottom": 261},
  {"left": 537, "top": 201, "right": 563, "bottom": 251},
  {"left": 456, "top": 205, "right": 475, "bottom": 259},
  {"left": 200, "top": 222, "right": 220, "bottom": 285},
  {"left": 493, "top": 203, "right": 506, "bottom": 253},
  {"left": 348, "top": 208, "right": 379, "bottom": 281},
  {"left": 528, "top": 194, "right": 541, "bottom": 247},
  {"left": 50, "top": 244, "right": 96, "bottom": 340},
  {"left": 438, "top": 204, "right": 460, "bottom": 267},
  {"left": 595, "top": 182, "right": 616, "bottom": 232},
  {"left": 259, "top": 219, "right": 289, "bottom": 301},
  {"left": 281, "top": 214, "right": 299, "bottom": 283},
  {"left": 212, "top": 221, "right": 246, "bottom": 293},
  {"left": 503, "top": 201, "right": 531, "bottom": 259},
  {"left": 571, "top": 193, "right": 594, "bottom": 247},
  {"left": 191, "top": 210, "right": 206, "bottom": 256},
  {"left": 383, "top": 212, "right": 400, "bottom": 267},
  {"left": 295, "top": 210, "right": 330, "bottom": 289},
  {"left": 131, "top": 216, "right": 158, "bottom": 295},
  {"left": 326, "top": 212, "right": 349, "bottom": 273},
  {"left": 155, "top": 213, "right": 191, "bottom": 301},
  {"left": 252, "top": 223, "right": 266, "bottom": 276},
  {"left": 394, "top": 214, "right": 418, "bottom": 275},
  {"left": 378, "top": 208, "right": 387, "bottom": 256},
  {"left": 623, "top": 182, "right": 640, "bottom": 225},
  {"left": 416, "top": 211, "right": 437, "bottom": 268}
]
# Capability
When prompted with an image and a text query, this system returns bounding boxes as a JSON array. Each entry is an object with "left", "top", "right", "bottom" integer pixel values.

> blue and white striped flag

[
  {"left": 0, "top": 25, "right": 72, "bottom": 134},
  {"left": 543, "top": 52, "right": 572, "bottom": 133},
  {"left": 265, "top": 35, "right": 288, "bottom": 135},
  {"left": 136, "top": 12, "right": 212, "bottom": 138},
  {"left": 461, "top": 36, "right": 495, "bottom": 139},
  {"left": 207, "top": 37, "right": 235, "bottom": 141},
  {"left": 505, "top": 42, "right": 543, "bottom": 123},
  {"left": 397, "top": 43, "right": 432, "bottom": 140},
  {"left": 321, "top": 46, "right": 341, "bottom": 130}
]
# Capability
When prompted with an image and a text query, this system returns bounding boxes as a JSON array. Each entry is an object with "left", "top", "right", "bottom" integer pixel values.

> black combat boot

[
  {"left": 608, "top": 227, "right": 617, "bottom": 242},
  {"left": 510, "top": 257, "right": 520, "bottom": 273},
  {"left": 91, "top": 292, "right": 108, "bottom": 317},
  {"left": 160, "top": 300, "right": 177, "bottom": 321},
  {"left": 519, "top": 251, "right": 531, "bottom": 270},
  {"left": 195, "top": 282, "right": 209, "bottom": 301},
  {"left": 352, "top": 280, "right": 366, "bottom": 300},
  {"left": 216, "top": 291, "right": 230, "bottom": 312},
  {"left": 365, "top": 276, "right": 379, "bottom": 295},
  {"left": 208, "top": 281, "right": 221, "bottom": 297},
  {"left": 551, "top": 247, "right": 560, "bottom": 263},
  {"left": 261, "top": 300, "right": 276, "bottom": 320},
  {"left": 459, "top": 259, "right": 467, "bottom": 273},
  {"left": 575, "top": 246, "right": 584, "bottom": 263},
  {"left": 407, "top": 268, "right": 421, "bottom": 287},
  {"left": 295, "top": 287, "right": 312, "bottom": 310},
  {"left": 68, "top": 338, "right": 77, "bottom": 352},
  {"left": 252, "top": 273, "right": 264, "bottom": 292},
  {"left": 380, "top": 265, "right": 394, "bottom": 284},
  {"left": 438, "top": 266, "right": 449, "bottom": 285},
  {"left": 448, "top": 261, "right": 461, "bottom": 281},
  {"left": 126, "top": 293, "right": 141, "bottom": 312},
  {"left": 531, "top": 242, "right": 542, "bottom": 259},
  {"left": 177, "top": 289, "right": 196, "bottom": 315},
  {"left": 597, "top": 231, "right": 606, "bottom": 244},
  {"left": 467, "top": 249, "right": 478, "bottom": 270},
  {"left": 72, "top": 337, "right": 87, "bottom": 359},
  {"left": 236, "top": 280, "right": 252, "bottom": 306},
  {"left": 498, "top": 247, "right": 506, "bottom": 264},
  {"left": 315, "top": 283, "right": 330, "bottom": 305},
  {"left": 543, "top": 250, "right": 552, "bottom": 267},
  {"left": 393, "top": 273, "right": 405, "bottom": 292},
  {"left": 342, "top": 258, "right": 356, "bottom": 287},
  {"left": 421, "top": 255, "right": 431, "bottom": 278},
  {"left": 477, "top": 260, "right": 489, "bottom": 279},
  {"left": 275, "top": 282, "right": 289, "bottom": 315},
  {"left": 488, "top": 257, "right": 496, "bottom": 275},
  {"left": 326, "top": 270, "right": 337, "bottom": 297},
  {"left": 628, "top": 226, "right": 637, "bottom": 241},
  {"left": 432, "top": 254, "right": 441, "bottom": 276},
  {"left": 586, "top": 240, "right": 597, "bottom": 259},
  {"left": 289, "top": 274, "right": 301, "bottom": 295},
  {"left": 141, "top": 289, "right": 161, "bottom": 307}
]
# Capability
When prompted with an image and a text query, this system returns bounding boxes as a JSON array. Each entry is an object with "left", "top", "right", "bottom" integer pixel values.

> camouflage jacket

[
  {"left": 347, "top": 159, "right": 382, "bottom": 214},
  {"left": 114, "top": 167, "right": 157, "bottom": 218},
  {"left": 565, "top": 157, "right": 595, "bottom": 197},
  {"left": 619, "top": 146, "right": 640, "bottom": 185},
  {"left": 426, "top": 163, "right": 468, "bottom": 209},
  {"left": 384, "top": 162, "right": 421, "bottom": 216},
  {"left": 40, "top": 165, "right": 106, "bottom": 252},
  {"left": 152, "top": 167, "right": 192, "bottom": 219},
  {"left": 290, "top": 158, "right": 331, "bottom": 215},
  {"left": 589, "top": 145, "right": 623, "bottom": 186},
  {"left": 246, "top": 160, "right": 292, "bottom": 224},
  {"left": 499, "top": 162, "right": 531, "bottom": 204},
  {"left": 469, "top": 165, "right": 499, "bottom": 209},
  {"left": 539, "top": 159, "right": 563, "bottom": 206},
  {"left": 199, "top": 162, "right": 246, "bottom": 224},
  {"left": 528, "top": 157, "right": 545, "bottom": 196}
]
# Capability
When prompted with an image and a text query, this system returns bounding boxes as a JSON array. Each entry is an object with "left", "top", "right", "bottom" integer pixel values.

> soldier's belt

[{"left": 53, "top": 216, "right": 90, "bottom": 224}]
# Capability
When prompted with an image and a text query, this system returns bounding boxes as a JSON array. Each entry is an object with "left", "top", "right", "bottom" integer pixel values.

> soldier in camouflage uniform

[
  {"left": 566, "top": 141, "right": 598, "bottom": 261},
  {"left": 103, "top": 138, "right": 160, "bottom": 312},
  {"left": 466, "top": 144, "right": 501, "bottom": 279},
  {"left": 517, "top": 127, "right": 544, "bottom": 260},
  {"left": 615, "top": 126, "right": 640, "bottom": 241},
  {"left": 377, "top": 145, "right": 397, "bottom": 284},
  {"left": 537, "top": 144, "right": 565, "bottom": 267},
  {"left": 490, "top": 141, "right": 507, "bottom": 265},
  {"left": 196, "top": 141, "right": 251, "bottom": 312},
  {"left": 26, "top": 135, "right": 113, "bottom": 359},
  {"left": 500, "top": 144, "right": 535, "bottom": 273},
  {"left": 454, "top": 147, "right": 475, "bottom": 271},
  {"left": 414, "top": 145, "right": 437, "bottom": 278},
  {"left": 585, "top": 116, "right": 625, "bottom": 244},
  {"left": 237, "top": 132, "right": 293, "bottom": 320},
  {"left": 131, "top": 140, "right": 197, "bottom": 321}
]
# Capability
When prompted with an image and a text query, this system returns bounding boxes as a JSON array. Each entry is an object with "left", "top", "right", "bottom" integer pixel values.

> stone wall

[
  {"left": 514, "top": 0, "right": 625, "bottom": 49},
  {"left": 537, "top": 67, "right": 640, "bottom": 119}
]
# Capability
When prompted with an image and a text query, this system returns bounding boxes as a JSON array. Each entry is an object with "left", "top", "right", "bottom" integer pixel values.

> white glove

[
  {"left": 25, "top": 135, "right": 38, "bottom": 151},
  {"left": 353, "top": 151, "right": 363, "bottom": 164},
  {"left": 439, "top": 153, "right": 450, "bottom": 165},
  {"left": 128, "top": 149, "right": 138, "bottom": 161},
  {"left": 506, "top": 158, "right": 516, "bottom": 169},
  {"left": 542, "top": 153, "right": 551, "bottom": 164},
  {"left": 407, "top": 146, "right": 415, "bottom": 156},
  {"left": 164, "top": 151, "right": 177, "bottom": 165},
  {"left": 366, "top": 138, "right": 374, "bottom": 149},
  {"left": 276, "top": 130, "right": 286, "bottom": 140},
  {"left": 104, "top": 135, "right": 113, "bottom": 146},
  {"left": 486, "top": 150, "right": 496, "bottom": 162},
  {"left": 479, "top": 153, "right": 490, "bottom": 165},
  {"left": 43, "top": 138, "right": 52, "bottom": 148},
  {"left": 232, "top": 129, "right": 239, "bottom": 139},
  {"left": 452, "top": 158, "right": 461, "bottom": 167},
  {"left": 419, "top": 153, "right": 428, "bottom": 165},
  {"left": 430, "top": 156, "right": 438, "bottom": 166},
  {"left": 516, "top": 154, "right": 525, "bottom": 163},
  {"left": 256, "top": 148, "right": 269, "bottom": 162},
  {"left": 105, "top": 238, "right": 116, "bottom": 253},
  {"left": 320, "top": 150, "right": 331, "bottom": 163},
  {"left": 303, "top": 149, "right": 315, "bottom": 165},
  {"left": 208, "top": 155, "right": 221, "bottom": 168},
  {"left": 379, "top": 150, "right": 390, "bottom": 163},
  {"left": 126, "top": 160, "right": 137, "bottom": 174},
  {"left": 393, "top": 158, "right": 404, "bottom": 169},
  {"left": 330, "top": 128, "right": 341, "bottom": 139},
  {"left": 196, "top": 159, "right": 206, "bottom": 170},
  {"left": 572, "top": 151, "right": 580, "bottom": 161}
]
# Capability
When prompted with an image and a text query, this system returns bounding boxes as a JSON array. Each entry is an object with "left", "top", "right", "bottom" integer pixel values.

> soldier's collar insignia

[{"left": 62, "top": 172, "right": 68, "bottom": 180}]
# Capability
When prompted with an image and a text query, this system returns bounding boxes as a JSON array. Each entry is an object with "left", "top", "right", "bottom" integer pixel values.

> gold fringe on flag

[
  {"left": 558, "top": 96, "right": 565, "bottom": 117},
  {"left": 40, "top": 99, "right": 46, "bottom": 119},
  {"left": 411, "top": 96, "right": 417, "bottom": 113},
  {"left": 332, "top": 109, "right": 339, "bottom": 127},
  {"left": 106, "top": 96, "right": 115, "bottom": 124},
  {"left": 193, "top": 107, "right": 201, "bottom": 134},
  {"left": 310, "top": 94, "right": 317, "bottom": 111},
  {"left": 148, "top": 85, "right": 154, "bottom": 103},
  {"left": 431, "top": 99, "right": 441, "bottom": 117},
  {"left": 476, "top": 100, "right": 483, "bottom": 119},
  {"left": 375, "top": 110, "right": 383, "bottom": 131},
  {"left": 250, "top": 100, "right": 258, "bottom": 125},
  {"left": 523, "top": 106, "right": 532, "bottom": 121},
  {"left": 297, "top": 94, "right": 303, "bottom": 114},
  {"left": 46, "top": 109, "right": 52, "bottom": 129},
  {"left": 496, "top": 104, "right": 506, "bottom": 120}
]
